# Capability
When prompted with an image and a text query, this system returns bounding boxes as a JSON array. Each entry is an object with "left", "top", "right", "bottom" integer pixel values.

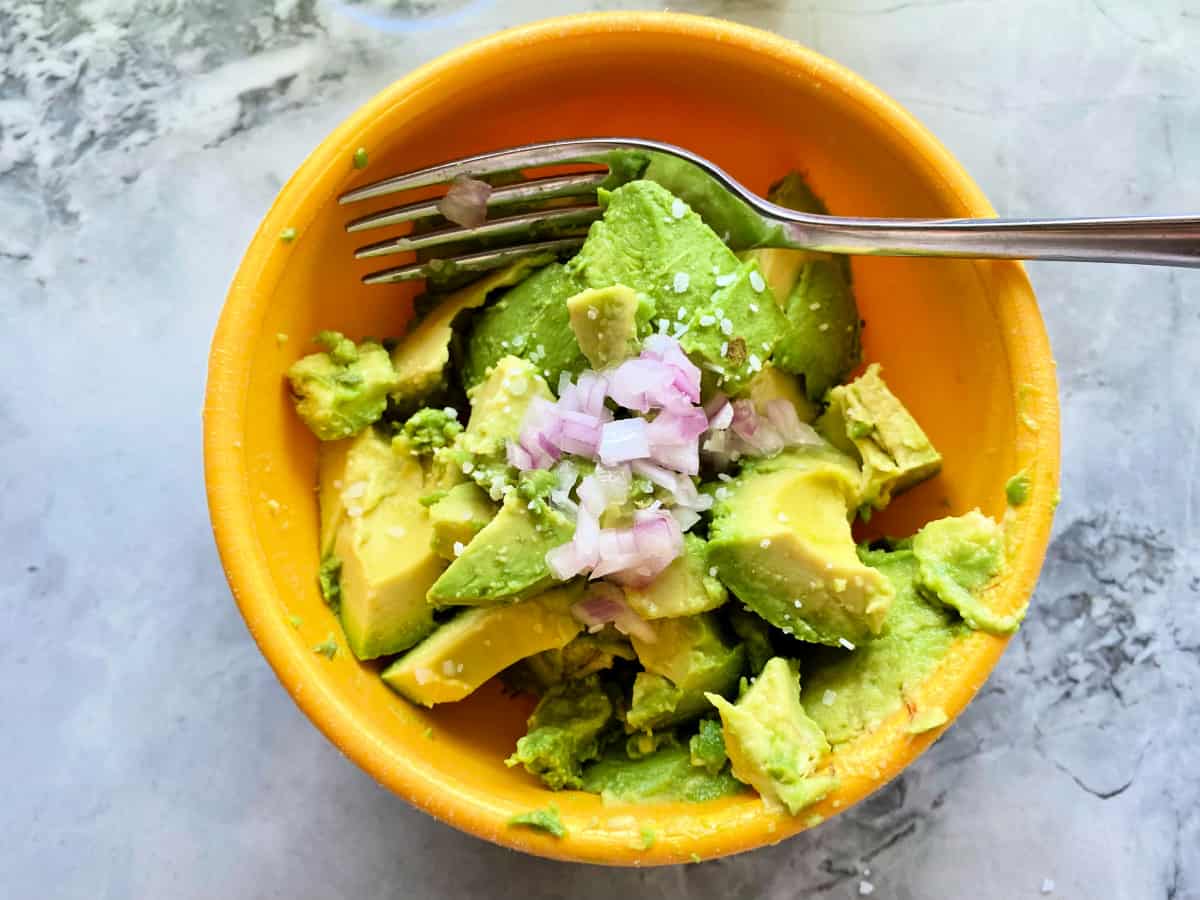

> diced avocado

[
  {"left": 287, "top": 332, "right": 401, "bottom": 440},
  {"left": 626, "top": 613, "right": 745, "bottom": 730},
  {"left": 508, "top": 804, "right": 567, "bottom": 838},
  {"left": 427, "top": 482, "right": 497, "bottom": 561},
  {"left": 517, "top": 628, "right": 636, "bottom": 692},
  {"left": 706, "top": 657, "right": 837, "bottom": 814},
  {"left": 317, "top": 554, "right": 341, "bottom": 611},
  {"left": 382, "top": 584, "right": 583, "bottom": 706},
  {"left": 318, "top": 438, "right": 352, "bottom": 556},
  {"left": 912, "top": 510, "right": 1017, "bottom": 634},
  {"left": 333, "top": 434, "right": 443, "bottom": 659},
  {"left": 626, "top": 729, "right": 679, "bottom": 759},
  {"left": 566, "top": 285, "right": 652, "bottom": 369},
  {"left": 801, "top": 546, "right": 964, "bottom": 745},
  {"left": 726, "top": 605, "right": 774, "bottom": 676},
  {"left": 708, "top": 447, "right": 896, "bottom": 647},
  {"left": 641, "top": 153, "right": 776, "bottom": 249},
  {"left": 774, "top": 258, "right": 862, "bottom": 402},
  {"left": 735, "top": 364, "right": 819, "bottom": 424},
  {"left": 817, "top": 364, "right": 942, "bottom": 511},
  {"left": 567, "top": 180, "right": 787, "bottom": 393},
  {"left": 462, "top": 263, "right": 588, "bottom": 391},
  {"left": 400, "top": 407, "right": 463, "bottom": 456},
  {"left": 426, "top": 492, "right": 574, "bottom": 606},
  {"left": 460, "top": 355, "right": 553, "bottom": 459},
  {"left": 688, "top": 718, "right": 728, "bottom": 775},
  {"left": 391, "top": 259, "right": 547, "bottom": 407},
  {"left": 580, "top": 744, "right": 745, "bottom": 803},
  {"left": 624, "top": 534, "right": 728, "bottom": 620},
  {"left": 507, "top": 674, "right": 615, "bottom": 789}
]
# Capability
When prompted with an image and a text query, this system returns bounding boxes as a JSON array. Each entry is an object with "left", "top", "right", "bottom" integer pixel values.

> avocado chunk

[
  {"left": 581, "top": 744, "right": 745, "bottom": 803},
  {"left": 774, "top": 258, "right": 862, "bottom": 402},
  {"left": 566, "top": 284, "right": 652, "bottom": 369},
  {"left": 382, "top": 585, "right": 583, "bottom": 706},
  {"left": 642, "top": 152, "right": 775, "bottom": 250},
  {"left": 623, "top": 534, "right": 728, "bottom": 620},
  {"left": 818, "top": 363, "right": 942, "bottom": 512},
  {"left": 400, "top": 407, "right": 463, "bottom": 456},
  {"left": 461, "top": 355, "right": 553, "bottom": 459},
  {"left": 507, "top": 674, "right": 615, "bottom": 789},
  {"left": 706, "top": 657, "right": 837, "bottom": 814},
  {"left": 287, "top": 331, "right": 401, "bottom": 440},
  {"left": 912, "top": 510, "right": 1017, "bottom": 634},
  {"left": 426, "top": 492, "right": 574, "bottom": 606},
  {"left": 626, "top": 613, "right": 745, "bottom": 730},
  {"left": 688, "top": 718, "right": 729, "bottom": 775},
  {"left": 726, "top": 605, "right": 775, "bottom": 676},
  {"left": 391, "top": 259, "right": 547, "bottom": 408},
  {"left": 317, "top": 438, "right": 352, "bottom": 557},
  {"left": 462, "top": 262, "right": 588, "bottom": 391},
  {"left": 427, "top": 482, "right": 497, "bottom": 561},
  {"left": 735, "top": 363, "right": 819, "bottom": 425},
  {"left": 516, "top": 628, "right": 636, "bottom": 692},
  {"left": 739, "top": 171, "right": 831, "bottom": 306},
  {"left": 708, "top": 447, "right": 896, "bottom": 647},
  {"left": 332, "top": 433, "right": 444, "bottom": 659},
  {"left": 567, "top": 180, "right": 788, "bottom": 393},
  {"left": 802, "top": 545, "right": 965, "bottom": 744}
]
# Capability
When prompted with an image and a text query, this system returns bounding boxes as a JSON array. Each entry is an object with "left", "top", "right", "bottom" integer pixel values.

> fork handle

[{"left": 775, "top": 213, "right": 1200, "bottom": 267}]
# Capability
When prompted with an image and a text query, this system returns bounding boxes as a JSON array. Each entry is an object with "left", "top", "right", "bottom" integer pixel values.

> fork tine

[
  {"left": 345, "top": 171, "right": 607, "bottom": 234},
  {"left": 338, "top": 140, "right": 625, "bottom": 205},
  {"left": 361, "top": 238, "right": 585, "bottom": 285},
  {"left": 353, "top": 204, "right": 601, "bottom": 259}
]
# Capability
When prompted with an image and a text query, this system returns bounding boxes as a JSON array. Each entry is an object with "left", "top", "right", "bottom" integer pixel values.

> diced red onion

[
  {"left": 764, "top": 398, "right": 822, "bottom": 447},
  {"left": 598, "top": 417, "right": 650, "bottom": 465},
  {"left": 642, "top": 334, "right": 702, "bottom": 404},
  {"left": 570, "top": 583, "right": 657, "bottom": 643},
  {"left": 506, "top": 440, "right": 533, "bottom": 470},
  {"left": 437, "top": 175, "right": 492, "bottom": 227},
  {"left": 707, "top": 400, "right": 734, "bottom": 431}
]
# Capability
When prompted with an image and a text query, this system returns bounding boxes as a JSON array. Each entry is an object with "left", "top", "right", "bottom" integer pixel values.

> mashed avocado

[{"left": 287, "top": 331, "right": 401, "bottom": 440}]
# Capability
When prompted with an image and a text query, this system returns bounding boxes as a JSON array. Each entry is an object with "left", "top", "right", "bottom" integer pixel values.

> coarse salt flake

[
  {"left": 673, "top": 272, "right": 690, "bottom": 293},
  {"left": 760, "top": 538, "right": 771, "bottom": 549},
  {"left": 587, "top": 306, "right": 599, "bottom": 320},
  {"left": 839, "top": 638, "right": 856, "bottom": 651},
  {"left": 822, "top": 690, "right": 837, "bottom": 706},
  {"left": 720, "top": 318, "right": 734, "bottom": 336},
  {"left": 671, "top": 198, "right": 687, "bottom": 219},
  {"left": 859, "top": 882, "right": 875, "bottom": 896},
  {"left": 749, "top": 270, "right": 766, "bottom": 293},
  {"left": 453, "top": 541, "right": 465, "bottom": 557},
  {"left": 699, "top": 314, "right": 716, "bottom": 327}
]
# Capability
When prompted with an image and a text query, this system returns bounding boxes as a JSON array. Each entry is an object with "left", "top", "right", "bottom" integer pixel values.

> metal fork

[{"left": 339, "top": 137, "right": 1200, "bottom": 285}]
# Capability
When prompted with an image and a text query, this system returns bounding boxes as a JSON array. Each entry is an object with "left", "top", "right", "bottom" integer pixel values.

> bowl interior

[{"left": 207, "top": 14, "right": 1058, "bottom": 865}]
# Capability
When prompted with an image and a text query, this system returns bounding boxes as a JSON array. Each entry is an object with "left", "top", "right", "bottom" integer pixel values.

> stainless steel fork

[{"left": 339, "top": 137, "right": 1200, "bottom": 285}]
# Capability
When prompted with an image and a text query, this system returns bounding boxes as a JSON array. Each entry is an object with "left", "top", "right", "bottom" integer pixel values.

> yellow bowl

[{"left": 204, "top": 11, "right": 1059, "bottom": 865}]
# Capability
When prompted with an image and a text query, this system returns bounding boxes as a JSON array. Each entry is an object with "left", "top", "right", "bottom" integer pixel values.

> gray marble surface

[{"left": 2, "top": 1, "right": 1197, "bottom": 897}]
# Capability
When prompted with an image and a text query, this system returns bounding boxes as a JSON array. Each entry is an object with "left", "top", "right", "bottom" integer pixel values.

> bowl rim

[{"left": 204, "top": 10, "right": 1060, "bottom": 865}]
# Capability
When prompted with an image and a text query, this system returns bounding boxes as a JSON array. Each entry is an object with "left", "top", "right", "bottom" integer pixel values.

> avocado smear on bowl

[{"left": 284, "top": 171, "right": 1025, "bottom": 820}]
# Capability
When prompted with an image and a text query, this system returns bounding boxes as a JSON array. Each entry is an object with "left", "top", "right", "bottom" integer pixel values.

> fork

[{"left": 338, "top": 137, "right": 1200, "bottom": 285}]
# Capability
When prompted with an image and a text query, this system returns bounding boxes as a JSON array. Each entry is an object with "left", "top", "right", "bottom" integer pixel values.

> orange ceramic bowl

[{"left": 204, "top": 12, "right": 1059, "bottom": 865}]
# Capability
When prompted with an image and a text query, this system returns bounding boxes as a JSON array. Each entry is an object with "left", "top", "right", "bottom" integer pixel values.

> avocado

[
  {"left": 708, "top": 447, "right": 896, "bottom": 647},
  {"left": 580, "top": 744, "right": 745, "bottom": 803},
  {"left": 426, "top": 492, "right": 574, "bottom": 606},
  {"left": 726, "top": 605, "right": 775, "bottom": 676},
  {"left": 623, "top": 534, "right": 728, "bottom": 620},
  {"left": 626, "top": 613, "right": 745, "bottom": 730},
  {"left": 706, "top": 657, "right": 837, "bottom": 814},
  {"left": 332, "top": 433, "right": 444, "bottom": 659},
  {"left": 317, "top": 438, "right": 352, "bottom": 557},
  {"left": 912, "top": 510, "right": 1018, "bottom": 634},
  {"left": 462, "top": 262, "right": 588, "bottom": 391},
  {"left": 566, "top": 284, "right": 652, "bottom": 369},
  {"left": 688, "top": 717, "right": 728, "bottom": 775},
  {"left": 399, "top": 407, "right": 463, "bottom": 456},
  {"left": 516, "top": 628, "right": 636, "bottom": 692},
  {"left": 567, "top": 180, "right": 788, "bottom": 393},
  {"left": 802, "top": 545, "right": 965, "bottom": 745},
  {"left": 391, "top": 259, "right": 547, "bottom": 408},
  {"left": 642, "top": 153, "right": 776, "bottom": 250},
  {"left": 427, "top": 482, "right": 497, "bottom": 561},
  {"left": 381, "top": 584, "right": 583, "bottom": 706},
  {"left": 817, "top": 363, "right": 942, "bottom": 512},
  {"left": 460, "top": 355, "right": 553, "bottom": 459},
  {"left": 287, "top": 331, "right": 401, "bottom": 440},
  {"left": 735, "top": 363, "right": 819, "bottom": 425},
  {"left": 774, "top": 258, "right": 861, "bottom": 402},
  {"left": 507, "top": 674, "right": 615, "bottom": 789}
]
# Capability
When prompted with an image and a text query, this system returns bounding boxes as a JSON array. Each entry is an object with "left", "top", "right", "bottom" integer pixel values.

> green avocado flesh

[{"left": 287, "top": 167, "right": 1019, "bottom": 813}]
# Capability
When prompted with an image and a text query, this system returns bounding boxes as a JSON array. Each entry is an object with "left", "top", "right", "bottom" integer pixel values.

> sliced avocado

[
  {"left": 382, "top": 584, "right": 583, "bottom": 706},
  {"left": 735, "top": 363, "right": 819, "bottom": 425},
  {"left": 707, "top": 657, "right": 837, "bottom": 814},
  {"left": 567, "top": 180, "right": 787, "bottom": 392},
  {"left": 426, "top": 492, "right": 574, "bottom": 606},
  {"left": 462, "top": 263, "right": 587, "bottom": 391},
  {"left": 507, "top": 674, "right": 615, "bottom": 789},
  {"left": 626, "top": 613, "right": 745, "bottom": 731},
  {"left": 801, "top": 546, "right": 965, "bottom": 745},
  {"left": 332, "top": 434, "right": 443, "bottom": 659},
  {"left": 317, "top": 438, "right": 352, "bottom": 557},
  {"left": 391, "top": 259, "right": 547, "bottom": 408},
  {"left": 708, "top": 446, "right": 896, "bottom": 647},
  {"left": 517, "top": 628, "right": 636, "bottom": 692},
  {"left": 580, "top": 744, "right": 745, "bottom": 803},
  {"left": 566, "top": 284, "right": 652, "bottom": 369},
  {"left": 624, "top": 534, "right": 728, "bottom": 620},
  {"left": 460, "top": 355, "right": 553, "bottom": 459},
  {"left": 774, "top": 258, "right": 861, "bottom": 402},
  {"left": 642, "top": 153, "right": 776, "bottom": 249},
  {"left": 817, "top": 363, "right": 942, "bottom": 512},
  {"left": 428, "top": 482, "right": 497, "bottom": 561},
  {"left": 912, "top": 510, "right": 1017, "bottom": 634},
  {"left": 287, "top": 332, "right": 401, "bottom": 440}
]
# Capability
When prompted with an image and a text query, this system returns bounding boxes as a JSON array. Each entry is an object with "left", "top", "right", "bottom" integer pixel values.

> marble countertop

[{"left": 2, "top": 1, "right": 1197, "bottom": 897}]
